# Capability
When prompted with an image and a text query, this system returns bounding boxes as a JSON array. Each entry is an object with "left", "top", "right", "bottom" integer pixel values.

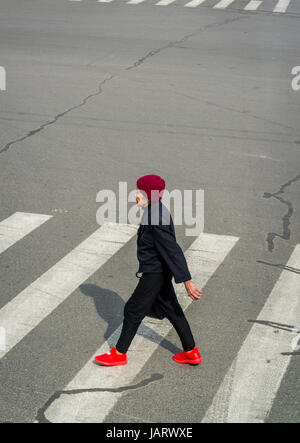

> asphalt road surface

[{"left": 0, "top": 0, "right": 299, "bottom": 424}]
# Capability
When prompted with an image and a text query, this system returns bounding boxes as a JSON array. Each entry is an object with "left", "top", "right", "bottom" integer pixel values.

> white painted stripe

[
  {"left": 98, "top": 0, "right": 114, "bottom": 3},
  {"left": 273, "top": 0, "right": 291, "bottom": 13},
  {"left": 127, "top": 0, "right": 145, "bottom": 4},
  {"left": 156, "top": 0, "right": 176, "bottom": 5},
  {"left": 0, "top": 212, "right": 52, "bottom": 255},
  {"left": 244, "top": 0, "right": 262, "bottom": 11},
  {"left": 202, "top": 245, "right": 300, "bottom": 423},
  {"left": 184, "top": 0, "right": 207, "bottom": 7},
  {"left": 213, "top": 0, "right": 235, "bottom": 9},
  {"left": 0, "top": 223, "right": 137, "bottom": 359},
  {"left": 44, "top": 233, "right": 239, "bottom": 423}
]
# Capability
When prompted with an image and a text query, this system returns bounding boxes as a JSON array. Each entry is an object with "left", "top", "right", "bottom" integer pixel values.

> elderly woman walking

[{"left": 95, "top": 174, "right": 203, "bottom": 366}]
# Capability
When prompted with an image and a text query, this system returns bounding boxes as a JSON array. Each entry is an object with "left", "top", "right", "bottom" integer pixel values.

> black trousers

[{"left": 116, "top": 272, "right": 196, "bottom": 354}]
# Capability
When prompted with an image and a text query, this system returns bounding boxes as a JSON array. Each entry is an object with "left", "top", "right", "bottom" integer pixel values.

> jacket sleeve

[{"left": 151, "top": 225, "right": 192, "bottom": 284}]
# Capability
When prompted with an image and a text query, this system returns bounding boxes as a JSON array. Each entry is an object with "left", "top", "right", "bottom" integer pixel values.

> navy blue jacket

[{"left": 136, "top": 201, "right": 192, "bottom": 284}]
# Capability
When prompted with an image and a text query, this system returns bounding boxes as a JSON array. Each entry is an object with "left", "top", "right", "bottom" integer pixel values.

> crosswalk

[
  {"left": 68, "top": 0, "right": 295, "bottom": 13},
  {"left": 0, "top": 212, "right": 52, "bottom": 255},
  {"left": 0, "top": 211, "right": 299, "bottom": 423},
  {"left": 43, "top": 233, "right": 239, "bottom": 423},
  {"left": 202, "top": 244, "right": 300, "bottom": 423},
  {"left": 0, "top": 221, "right": 137, "bottom": 359}
]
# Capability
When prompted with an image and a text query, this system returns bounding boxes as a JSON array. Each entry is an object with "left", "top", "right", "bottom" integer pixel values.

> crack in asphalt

[
  {"left": 0, "top": 74, "right": 115, "bottom": 155},
  {"left": 174, "top": 92, "right": 299, "bottom": 134},
  {"left": 0, "top": 14, "right": 247, "bottom": 155},
  {"left": 263, "top": 174, "right": 300, "bottom": 252},
  {"left": 248, "top": 320, "right": 300, "bottom": 357},
  {"left": 248, "top": 320, "right": 296, "bottom": 333},
  {"left": 256, "top": 260, "right": 300, "bottom": 275},
  {"left": 126, "top": 15, "right": 247, "bottom": 71},
  {"left": 35, "top": 372, "right": 163, "bottom": 424}
]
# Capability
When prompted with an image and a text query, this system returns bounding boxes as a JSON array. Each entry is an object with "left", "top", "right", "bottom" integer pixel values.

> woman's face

[{"left": 136, "top": 188, "right": 149, "bottom": 207}]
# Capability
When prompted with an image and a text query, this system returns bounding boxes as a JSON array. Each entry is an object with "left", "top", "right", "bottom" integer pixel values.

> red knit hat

[{"left": 137, "top": 174, "right": 165, "bottom": 202}]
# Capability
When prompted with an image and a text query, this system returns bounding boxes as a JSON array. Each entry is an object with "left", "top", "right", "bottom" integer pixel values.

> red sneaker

[
  {"left": 172, "top": 347, "right": 202, "bottom": 365},
  {"left": 94, "top": 347, "right": 127, "bottom": 366}
]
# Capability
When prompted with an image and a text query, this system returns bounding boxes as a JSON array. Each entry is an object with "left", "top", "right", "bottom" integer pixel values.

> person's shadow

[{"left": 79, "top": 284, "right": 181, "bottom": 355}]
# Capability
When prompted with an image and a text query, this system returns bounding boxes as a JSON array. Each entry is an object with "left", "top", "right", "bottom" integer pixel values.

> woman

[{"left": 95, "top": 174, "right": 203, "bottom": 366}]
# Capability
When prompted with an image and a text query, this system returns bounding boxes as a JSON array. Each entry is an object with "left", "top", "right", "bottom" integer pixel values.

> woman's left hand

[{"left": 184, "top": 280, "right": 203, "bottom": 300}]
